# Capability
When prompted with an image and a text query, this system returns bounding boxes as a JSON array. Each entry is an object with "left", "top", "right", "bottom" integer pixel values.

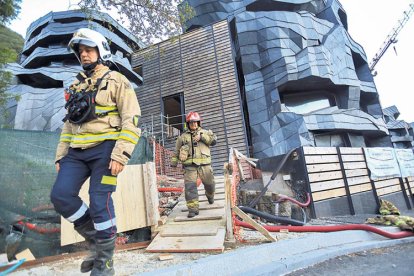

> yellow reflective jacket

[
  {"left": 171, "top": 127, "right": 217, "bottom": 166},
  {"left": 55, "top": 66, "right": 141, "bottom": 165}
]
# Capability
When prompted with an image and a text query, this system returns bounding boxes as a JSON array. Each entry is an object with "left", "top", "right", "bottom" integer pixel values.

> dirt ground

[{"left": 11, "top": 229, "right": 308, "bottom": 275}]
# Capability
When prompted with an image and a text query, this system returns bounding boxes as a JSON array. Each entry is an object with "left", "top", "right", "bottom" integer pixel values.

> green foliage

[
  {"left": 0, "top": 24, "right": 24, "bottom": 57},
  {"left": 0, "top": 0, "right": 22, "bottom": 24},
  {"left": 78, "top": 0, "right": 195, "bottom": 45},
  {"left": 0, "top": 24, "right": 24, "bottom": 123}
]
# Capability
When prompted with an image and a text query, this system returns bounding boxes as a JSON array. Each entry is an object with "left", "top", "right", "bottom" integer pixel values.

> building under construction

[{"left": 134, "top": 0, "right": 401, "bottom": 170}]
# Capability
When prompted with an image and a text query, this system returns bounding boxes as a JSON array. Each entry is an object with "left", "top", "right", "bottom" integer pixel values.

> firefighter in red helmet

[{"left": 171, "top": 111, "right": 217, "bottom": 217}]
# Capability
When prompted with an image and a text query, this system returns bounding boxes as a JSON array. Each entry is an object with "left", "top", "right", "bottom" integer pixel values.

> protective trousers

[
  {"left": 51, "top": 141, "right": 117, "bottom": 239},
  {"left": 184, "top": 165, "right": 215, "bottom": 211}
]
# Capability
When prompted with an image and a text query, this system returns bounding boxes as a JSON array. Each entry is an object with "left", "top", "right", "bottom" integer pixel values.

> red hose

[
  {"left": 158, "top": 187, "right": 183, "bottom": 192},
  {"left": 17, "top": 221, "right": 60, "bottom": 234},
  {"left": 235, "top": 218, "right": 414, "bottom": 239},
  {"left": 278, "top": 193, "right": 311, "bottom": 207}
]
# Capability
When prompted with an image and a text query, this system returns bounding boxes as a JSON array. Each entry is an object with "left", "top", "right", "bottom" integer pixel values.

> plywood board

[
  {"left": 176, "top": 200, "right": 224, "bottom": 209},
  {"left": 16, "top": 249, "right": 35, "bottom": 261},
  {"left": 146, "top": 228, "right": 225, "bottom": 253},
  {"left": 160, "top": 224, "right": 218, "bottom": 237},
  {"left": 174, "top": 214, "right": 223, "bottom": 222},
  {"left": 180, "top": 204, "right": 224, "bottom": 212},
  {"left": 199, "top": 193, "right": 225, "bottom": 202},
  {"left": 197, "top": 187, "right": 225, "bottom": 194},
  {"left": 61, "top": 164, "right": 156, "bottom": 246}
]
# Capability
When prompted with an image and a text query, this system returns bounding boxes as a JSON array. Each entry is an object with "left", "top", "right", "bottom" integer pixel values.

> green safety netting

[{"left": 0, "top": 128, "right": 152, "bottom": 259}]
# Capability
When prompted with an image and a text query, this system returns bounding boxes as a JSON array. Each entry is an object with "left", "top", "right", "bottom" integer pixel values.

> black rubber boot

[
  {"left": 187, "top": 209, "right": 199, "bottom": 218},
  {"left": 74, "top": 219, "right": 96, "bottom": 273},
  {"left": 207, "top": 196, "right": 214, "bottom": 205},
  {"left": 90, "top": 236, "right": 116, "bottom": 276}
]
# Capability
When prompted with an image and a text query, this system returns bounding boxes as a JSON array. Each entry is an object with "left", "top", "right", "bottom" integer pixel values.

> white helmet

[{"left": 68, "top": 28, "right": 113, "bottom": 64}]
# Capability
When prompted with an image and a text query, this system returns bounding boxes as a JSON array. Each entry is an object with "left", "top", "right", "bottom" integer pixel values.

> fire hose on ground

[
  {"left": 236, "top": 197, "right": 414, "bottom": 239},
  {"left": 235, "top": 218, "right": 414, "bottom": 239}
]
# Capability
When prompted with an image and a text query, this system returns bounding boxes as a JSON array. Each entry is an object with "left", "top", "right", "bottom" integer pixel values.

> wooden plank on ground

[
  {"left": 146, "top": 228, "right": 226, "bottom": 253},
  {"left": 174, "top": 214, "right": 223, "bottom": 222},
  {"left": 199, "top": 193, "right": 225, "bottom": 202},
  {"left": 180, "top": 204, "right": 224, "bottom": 212},
  {"left": 160, "top": 224, "right": 218, "bottom": 237},
  {"left": 198, "top": 187, "right": 225, "bottom": 193},
  {"left": 232, "top": 206, "right": 276, "bottom": 242},
  {"left": 16, "top": 249, "right": 35, "bottom": 261}
]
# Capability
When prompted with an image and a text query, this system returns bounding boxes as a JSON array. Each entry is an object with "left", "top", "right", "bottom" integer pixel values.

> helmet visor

[{"left": 77, "top": 39, "right": 97, "bottom": 48}]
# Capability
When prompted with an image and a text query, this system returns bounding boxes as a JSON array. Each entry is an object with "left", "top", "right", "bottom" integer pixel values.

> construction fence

[{"left": 0, "top": 128, "right": 153, "bottom": 259}]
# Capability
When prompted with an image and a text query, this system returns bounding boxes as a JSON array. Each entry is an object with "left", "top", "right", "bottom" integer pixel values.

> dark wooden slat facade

[{"left": 132, "top": 20, "right": 249, "bottom": 172}]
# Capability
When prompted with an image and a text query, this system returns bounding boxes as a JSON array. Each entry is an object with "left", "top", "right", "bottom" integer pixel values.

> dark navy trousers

[{"left": 51, "top": 140, "right": 117, "bottom": 239}]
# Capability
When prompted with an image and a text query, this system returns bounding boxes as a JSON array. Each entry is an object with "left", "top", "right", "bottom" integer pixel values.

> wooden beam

[
  {"left": 233, "top": 149, "right": 245, "bottom": 182},
  {"left": 232, "top": 206, "right": 276, "bottom": 242},
  {"left": 1, "top": 241, "right": 150, "bottom": 272},
  {"left": 224, "top": 163, "right": 235, "bottom": 243},
  {"left": 233, "top": 148, "right": 257, "bottom": 167}
]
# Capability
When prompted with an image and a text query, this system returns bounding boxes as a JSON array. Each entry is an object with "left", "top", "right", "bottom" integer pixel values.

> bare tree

[{"left": 78, "top": 0, "right": 194, "bottom": 45}]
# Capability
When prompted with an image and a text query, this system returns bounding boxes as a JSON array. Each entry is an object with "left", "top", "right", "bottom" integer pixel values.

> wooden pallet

[{"left": 146, "top": 176, "right": 226, "bottom": 253}]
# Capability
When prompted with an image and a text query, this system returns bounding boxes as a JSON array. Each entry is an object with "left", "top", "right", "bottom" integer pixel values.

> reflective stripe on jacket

[{"left": 56, "top": 66, "right": 141, "bottom": 165}]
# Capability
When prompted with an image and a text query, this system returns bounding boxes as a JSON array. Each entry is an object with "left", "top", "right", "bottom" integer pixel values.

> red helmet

[{"left": 186, "top": 112, "right": 201, "bottom": 123}]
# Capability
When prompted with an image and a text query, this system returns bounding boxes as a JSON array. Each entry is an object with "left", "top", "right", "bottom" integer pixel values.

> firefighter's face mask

[{"left": 78, "top": 44, "right": 99, "bottom": 65}]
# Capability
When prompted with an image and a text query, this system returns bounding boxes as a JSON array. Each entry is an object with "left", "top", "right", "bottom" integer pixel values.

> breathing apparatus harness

[{"left": 63, "top": 70, "right": 112, "bottom": 124}]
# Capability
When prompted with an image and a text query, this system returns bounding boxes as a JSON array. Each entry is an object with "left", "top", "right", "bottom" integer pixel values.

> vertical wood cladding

[{"left": 132, "top": 20, "right": 248, "bottom": 171}]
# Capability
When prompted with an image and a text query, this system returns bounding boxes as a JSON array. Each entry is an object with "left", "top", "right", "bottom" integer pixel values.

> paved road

[{"left": 286, "top": 241, "right": 414, "bottom": 276}]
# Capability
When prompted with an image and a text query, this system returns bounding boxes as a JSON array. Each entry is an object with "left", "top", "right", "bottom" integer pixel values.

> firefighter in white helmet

[
  {"left": 171, "top": 112, "right": 217, "bottom": 218},
  {"left": 50, "top": 28, "right": 141, "bottom": 275}
]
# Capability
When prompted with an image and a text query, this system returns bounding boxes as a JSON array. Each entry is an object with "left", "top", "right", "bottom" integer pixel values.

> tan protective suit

[
  {"left": 171, "top": 126, "right": 217, "bottom": 211},
  {"left": 55, "top": 66, "right": 141, "bottom": 165}
]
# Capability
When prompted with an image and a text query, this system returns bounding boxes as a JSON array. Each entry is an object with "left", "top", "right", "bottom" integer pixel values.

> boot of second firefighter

[
  {"left": 74, "top": 218, "right": 96, "bottom": 273},
  {"left": 90, "top": 235, "right": 116, "bottom": 276}
]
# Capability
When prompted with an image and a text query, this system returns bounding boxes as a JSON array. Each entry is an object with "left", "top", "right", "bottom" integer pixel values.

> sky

[{"left": 7, "top": 0, "right": 414, "bottom": 122}]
